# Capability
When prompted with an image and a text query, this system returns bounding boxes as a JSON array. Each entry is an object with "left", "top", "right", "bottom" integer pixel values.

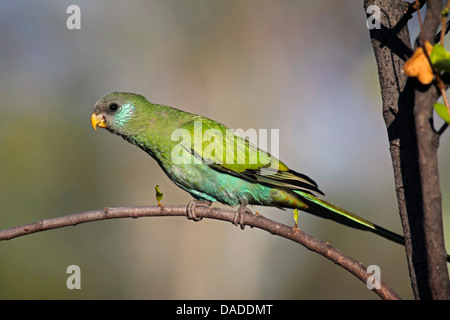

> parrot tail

[{"left": 295, "top": 191, "right": 450, "bottom": 262}]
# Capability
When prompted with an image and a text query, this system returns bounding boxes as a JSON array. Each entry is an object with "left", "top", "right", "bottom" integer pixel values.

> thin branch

[
  {"left": 391, "top": 0, "right": 426, "bottom": 35},
  {"left": 434, "top": 20, "right": 450, "bottom": 44},
  {"left": 0, "top": 204, "right": 401, "bottom": 300},
  {"left": 437, "top": 122, "right": 449, "bottom": 135},
  {"left": 415, "top": 0, "right": 426, "bottom": 42},
  {"left": 416, "top": 1, "right": 450, "bottom": 130},
  {"left": 439, "top": 0, "right": 450, "bottom": 45}
]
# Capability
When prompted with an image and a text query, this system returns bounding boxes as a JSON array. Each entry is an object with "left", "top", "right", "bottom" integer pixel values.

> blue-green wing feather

[{"left": 179, "top": 119, "right": 324, "bottom": 195}]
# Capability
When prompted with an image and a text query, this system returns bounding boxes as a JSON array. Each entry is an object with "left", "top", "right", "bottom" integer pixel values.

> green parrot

[{"left": 91, "top": 92, "right": 405, "bottom": 245}]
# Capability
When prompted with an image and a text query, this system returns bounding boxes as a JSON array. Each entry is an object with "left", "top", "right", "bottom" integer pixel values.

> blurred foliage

[{"left": 0, "top": 0, "right": 448, "bottom": 299}]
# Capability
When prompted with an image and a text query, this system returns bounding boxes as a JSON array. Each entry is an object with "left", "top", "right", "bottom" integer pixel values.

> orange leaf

[{"left": 404, "top": 41, "right": 434, "bottom": 85}]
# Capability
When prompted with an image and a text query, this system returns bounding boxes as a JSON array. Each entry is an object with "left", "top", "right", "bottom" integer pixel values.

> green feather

[{"left": 92, "top": 92, "right": 407, "bottom": 248}]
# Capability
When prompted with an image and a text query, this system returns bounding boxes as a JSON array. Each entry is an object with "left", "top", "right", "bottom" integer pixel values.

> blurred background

[{"left": 0, "top": 0, "right": 448, "bottom": 300}]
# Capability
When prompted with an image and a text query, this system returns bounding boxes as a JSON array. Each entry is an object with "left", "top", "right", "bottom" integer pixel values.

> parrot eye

[{"left": 109, "top": 103, "right": 119, "bottom": 111}]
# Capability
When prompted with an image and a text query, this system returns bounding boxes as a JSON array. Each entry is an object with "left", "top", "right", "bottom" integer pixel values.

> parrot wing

[{"left": 178, "top": 119, "right": 324, "bottom": 195}]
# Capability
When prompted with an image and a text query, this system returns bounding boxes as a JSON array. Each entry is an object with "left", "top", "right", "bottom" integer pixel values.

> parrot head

[{"left": 91, "top": 92, "right": 145, "bottom": 133}]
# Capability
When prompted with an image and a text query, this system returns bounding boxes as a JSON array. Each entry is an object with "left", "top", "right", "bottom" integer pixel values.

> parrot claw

[
  {"left": 186, "top": 200, "right": 212, "bottom": 222},
  {"left": 233, "top": 200, "right": 252, "bottom": 230}
]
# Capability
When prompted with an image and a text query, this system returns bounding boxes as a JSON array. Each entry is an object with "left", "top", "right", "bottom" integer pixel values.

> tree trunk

[{"left": 364, "top": 0, "right": 450, "bottom": 299}]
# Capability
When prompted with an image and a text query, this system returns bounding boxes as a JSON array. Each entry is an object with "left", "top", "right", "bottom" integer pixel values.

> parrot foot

[
  {"left": 233, "top": 200, "right": 252, "bottom": 230},
  {"left": 186, "top": 200, "right": 212, "bottom": 222}
]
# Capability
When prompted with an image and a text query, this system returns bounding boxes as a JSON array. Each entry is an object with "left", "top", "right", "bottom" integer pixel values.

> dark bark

[
  {"left": 364, "top": 0, "right": 450, "bottom": 299},
  {"left": 413, "top": 0, "right": 450, "bottom": 300}
]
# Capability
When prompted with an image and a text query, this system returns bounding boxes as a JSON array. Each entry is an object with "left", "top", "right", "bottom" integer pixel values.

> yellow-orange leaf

[{"left": 404, "top": 41, "right": 434, "bottom": 85}]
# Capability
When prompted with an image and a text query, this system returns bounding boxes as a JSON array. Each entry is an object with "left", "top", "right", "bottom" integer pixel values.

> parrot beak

[{"left": 91, "top": 113, "right": 107, "bottom": 131}]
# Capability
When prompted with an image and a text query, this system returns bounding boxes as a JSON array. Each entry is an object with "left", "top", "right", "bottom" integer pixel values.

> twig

[
  {"left": 415, "top": 0, "right": 426, "bottom": 42},
  {"left": 440, "top": 0, "right": 450, "bottom": 124},
  {"left": 412, "top": 0, "right": 450, "bottom": 299},
  {"left": 434, "top": 20, "right": 450, "bottom": 44},
  {"left": 416, "top": 1, "right": 450, "bottom": 131},
  {"left": 0, "top": 204, "right": 401, "bottom": 300},
  {"left": 439, "top": 0, "right": 450, "bottom": 45},
  {"left": 420, "top": 42, "right": 450, "bottom": 123},
  {"left": 404, "top": 0, "right": 426, "bottom": 20},
  {"left": 438, "top": 122, "right": 449, "bottom": 135}
]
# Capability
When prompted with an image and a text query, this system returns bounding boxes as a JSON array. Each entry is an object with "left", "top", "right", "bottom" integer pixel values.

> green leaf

[
  {"left": 430, "top": 44, "right": 450, "bottom": 73},
  {"left": 434, "top": 103, "right": 450, "bottom": 123}
]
